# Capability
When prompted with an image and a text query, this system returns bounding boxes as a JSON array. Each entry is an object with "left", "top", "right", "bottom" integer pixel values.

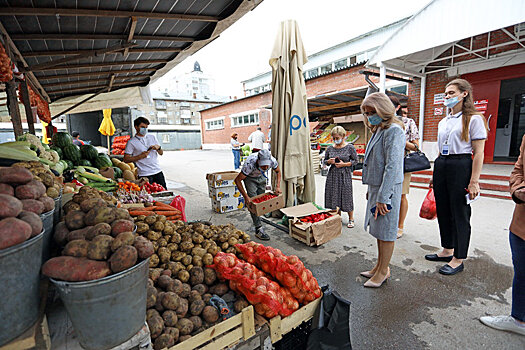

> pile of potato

[
  {"left": 0, "top": 167, "right": 44, "bottom": 250},
  {"left": 41, "top": 186, "right": 155, "bottom": 281},
  {"left": 135, "top": 219, "right": 252, "bottom": 349},
  {"left": 12, "top": 161, "right": 63, "bottom": 199}
]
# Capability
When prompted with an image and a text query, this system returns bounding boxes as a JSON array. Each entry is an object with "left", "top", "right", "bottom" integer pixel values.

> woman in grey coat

[{"left": 360, "top": 92, "right": 405, "bottom": 288}]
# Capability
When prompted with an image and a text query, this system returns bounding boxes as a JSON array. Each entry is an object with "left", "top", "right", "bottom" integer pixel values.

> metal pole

[
  {"left": 379, "top": 63, "right": 386, "bottom": 93},
  {"left": 19, "top": 80, "right": 35, "bottom": 134},
  {"left": 418, "top": 75, "right": 426, "bottom": 145}
]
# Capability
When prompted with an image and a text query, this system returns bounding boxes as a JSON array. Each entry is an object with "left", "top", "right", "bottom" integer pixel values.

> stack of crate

[
  {"left": 311, "top": 149, "right": 321, "bottom": 174},
  {"left": 206, "top": 171, "right": 245, "bottom": 214}
]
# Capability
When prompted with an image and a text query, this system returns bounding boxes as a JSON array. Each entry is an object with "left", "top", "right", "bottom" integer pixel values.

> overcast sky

[{"left": 152, "top": 0, "right": 428, "bottom": 98}]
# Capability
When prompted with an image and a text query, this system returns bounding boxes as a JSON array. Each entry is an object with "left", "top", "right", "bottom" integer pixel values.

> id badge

[{"left": 442, "top": 144, "right": 449, "bottom": 155}]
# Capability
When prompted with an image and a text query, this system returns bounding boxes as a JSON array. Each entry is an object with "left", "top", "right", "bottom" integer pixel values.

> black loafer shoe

[
  {"left": 439, "top": 263, "right": 464, "bottom": 275},
  {"left": 425, "top": 254, "right": 453, "bottom": 262}
]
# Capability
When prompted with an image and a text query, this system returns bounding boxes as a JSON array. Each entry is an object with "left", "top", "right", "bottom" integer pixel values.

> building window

[
  {"left": 320, "top": 63, "right": 332, "bottom": 74},
  {"left": 155, "top": 100, "right": 166, "bottom": 109},
  {"left": 205, "top": 118, "right": 225, "bottom": 130},
  {"left": 350, "top": 56, "right": 357, "bottom": 64},
  {"left": 162, "top": 134, "right": 170, "bottom": 143},
  {"left": 231, "top": 112, "right": 259, "bottom": 128},
  {"left": 334, "top": 58, "right": 348, "bottom": 70},
  {"left": 307, "top": 68, "right": 319, "bottom": 79}
]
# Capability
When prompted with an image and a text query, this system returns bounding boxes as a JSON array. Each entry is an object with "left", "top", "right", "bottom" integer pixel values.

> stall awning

[
  {"left": 0, "top": 0, "right": 263, "bottom": 111},
  {"left": 368, "top": 0, "right": 525, "bottom": 75}
]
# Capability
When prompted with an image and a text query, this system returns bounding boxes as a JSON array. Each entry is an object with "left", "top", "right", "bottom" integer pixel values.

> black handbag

[{"left": 404, "top": 145, "right": 431, "bottom": 173}]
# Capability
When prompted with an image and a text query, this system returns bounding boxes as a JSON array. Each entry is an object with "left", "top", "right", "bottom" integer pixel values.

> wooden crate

[
  {"left": 169, "top": 306, "right": 255, "bottom": 350},
  {"left": 268, "top": 295, "right": 322, "bottom": 343}
]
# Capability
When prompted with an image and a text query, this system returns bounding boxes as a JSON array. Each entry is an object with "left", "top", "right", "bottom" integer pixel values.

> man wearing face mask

[
  {"left": 234, "top": 149, "right": 282, "bottom": 240},
  {"left": 123, "top": 117, "right": 167, "bottom": 189}
]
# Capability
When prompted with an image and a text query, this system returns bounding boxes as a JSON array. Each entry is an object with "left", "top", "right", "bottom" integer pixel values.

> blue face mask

[
  {"left": 139, "top": 127, "right": 148, "bottom": 135},
  {"left": 443, "top": 96, "right": 461, "bottom": 108},
  {"left": 334, "top": 138, "right": 342, "bottom": 145},
  {"left": 367, "top": 114, "right": 383, "bottom": 126}
]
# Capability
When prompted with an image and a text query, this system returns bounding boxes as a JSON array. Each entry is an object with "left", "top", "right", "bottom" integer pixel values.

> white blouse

[{"left": 437, "top": 112, "right": 487, "bottom": 155}]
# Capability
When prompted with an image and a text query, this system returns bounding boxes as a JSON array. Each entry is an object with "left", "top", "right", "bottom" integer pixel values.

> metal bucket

[
  {"left": 0, "top": 232, "right": 44, "bottom": 346},
  {"left": 53, "top": 193, "right": 62, "bottom": 225},
  {"left": 40, "top": 208, "right": 55, "bottom": 263},
  {"left": 51, "top": 258, "right": 149, "bottom": 350}
]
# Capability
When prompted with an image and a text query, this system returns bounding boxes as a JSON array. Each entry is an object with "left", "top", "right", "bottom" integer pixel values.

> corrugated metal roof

[{"left": 0, "top": 0, "right": 263, "bottom": 104}]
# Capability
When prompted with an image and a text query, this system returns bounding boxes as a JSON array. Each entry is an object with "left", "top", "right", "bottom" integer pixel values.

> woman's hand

[
  {"left": 374, "top": 202, "right": 390, "bottom": 219},
  {"left": 515, "top": 188, "right": 525, "bottom": 202},
  {"left": 467, "top": 180, "right": 480, "bottom": 200},
  {"left": 326, "top": 158, "right": 336, "bottom": 165},
  {"left": 335, "top": 162, "right": 347, "bottom": 168}
]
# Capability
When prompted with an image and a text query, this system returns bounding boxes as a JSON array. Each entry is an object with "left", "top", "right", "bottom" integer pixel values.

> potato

[
  {"left": 162, "top": 292, "right": 181, "bottom": 311},
  {"left": 53, "top": 221, "right": 69, "bottom": 246},
  {"left": 193, "top": 284, "right": 209, "bottom": 297},
  {"left": 170, "top": 233, "right": 181, "bottom": 244},
  {"left": 0, "top": 217, "right": 32, "bottom": 249},
  {"left": 202, "top": 293, "right": 212, "bottom": 304},
  {"left": 111, "top": 219, "right": 135, "bottom": 237},
  {"left": 188, "top": 316, "right": 202, "bottom": 330},
  {"left": 155, "top": 292, "right": 166, "bottom": 313},
  {"left": 226, "top": 247, "right": 237, "bottom": 254},
  {"left": 192, "top": 255, "right": 202, "bottom": 267},
  {"left": 18, "top": 210, "right": 42, "bottom": 237},
  {"left": 221, "top": 242, "right": 229, "bottom": 250},
  {"left": 0, "top": 194, "right": 23, "bottom": 219},
  {"left": 202, "top": 306, "right": 219, "bottom": 323},
  {"left": 147, "top": 286, "right": 158, "bottom": 308},
  {"left": 145, "top": 215, "right": 157, "bottom": 225},
  {"left": 158, "top": 237, "right": 168, "bottom": 248},
  {"left": 176, "top": 318, "right": 194, "bottom": 336},
  {"left": 189, "top": 290, "right": 202, "bottom": 304},
  {"left": 147, "top": 230, "right": 162, "bottom": 241},
  {"left": 0, "top": 167, "right": 32, "bottom": 184},
  {"left": 166, "top": 278, "right": 183, "bottom": 295},
  {"left": 15, "top": 180, "right": 45, "bottom": 200},
  {"left": 212, "top": 283, "right": 228, "bottom": 296},
  {"left": 85, "top": 223, "right": 112, "bottom": 240},
  {"left": 171, "top": 251, "right": 186, "bottom": 262},
  {"left": 158, "top": 247, "right": 171, "bottom": 263},
  {"left": 207, "top": 246, "right": 220, "bottom": 256},
  {"left": 147, "top": 308, "right": 160, "bottom": 322},
  {"left": 21, "top": 199, "right": 45, "bottom": 215},
  {"left": 185, "top": 264, "right": 193, "bottom": 272},
  {"left": 133, "top": 235, "right": 154, "bottom": 259},
  {"left": 109, "top": 245, "right": 137, "bottom": 273},
  {"left": 157, "top": 215, "right": 167, "bottom": 223},
  {"left": 80, "top": 198, "right": 106, "bottom": 213},
  {"left": 87, "top": 235, "right": 113, "bottom": 260},
  {"left": 0, "top": 183, "right": 14, "bottom": 196},
  {"left": 149, "top": 268, "right": 163, "bottom": 283},
  {"left": 176, "top": 298, "right": 189, "bottom": 319},
  {"left": 62, "top": 201, "right": 81, "bottom": 215},
  {"left": 136, "top": 222, "right": 149, "bottom": 234},
  {"left": 234, "top": 298, "right": 250, "bottom": 313},
  {"left": 157, "top": 275, "right": 173, "bottom": 290},
  {"left": 189, "top": 267, "right": 204, "bottom": 286},
  {"left": 42, "top": 256, "right": 111, "bottom": 281},
  {"left": 112, "top": 207, "right": 132, "bottom": 221},
  {"left": 67, "top": 226, "right": 91, "bottom": 242},
  {"left": 147, "top": 315, "right": 165, "bottom": 339},
  {"left": 84, "top": 207, "right": 116, "bottom": 226},
  {"left": 62, "top": 239, "right": 89, "bottom": 257},
  {"left": 180, "top": 241, "right": 194, "bottom": 252},
  {"left": 203, "top": 268, "right": 217, "bottom": 286},
  {"left": 181, "top": 255, "right": 192, "bottom": 266},
  {"left": 192, "top": 234, "right": 204, "bottom": 244},
  {"left": 111, "top": 232, "right": 135, "bottom": 252},
  {"left": 153, "top": 221, "right": 164, "bottom": 232},
  {"left": 180, "top": 284, "right": 191, "bottom": 299},
  {"left": 154, "top": 334, "right": 175, "bottom": 350},
  {"left": 65, "top": 210, "right": 85, "bottom": 230},
  {"left": 202, "top": 253, "right": 213, "bottom": 266},
  {"left": 163, "top": 327, "right": 179, "bottom": 343},
  {"left": 178, "top": 270, "right": 190, "bottom": 283},
  {"left": 163, "top": 225, "right": 174, "bottom": 235},
  {"left": 150, "top": 254, "right": 160, "bottom": 268},
  {"left": 179, "top": 335, "right": 192, "bottom": 342}
]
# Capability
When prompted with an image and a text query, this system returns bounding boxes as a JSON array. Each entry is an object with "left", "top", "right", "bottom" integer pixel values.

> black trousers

[
  {"left": 433, "top": 154, "right": 472, "bottom": 259},
  {"left": 147, "top": 171, "right": 167, "bottom": 190}
]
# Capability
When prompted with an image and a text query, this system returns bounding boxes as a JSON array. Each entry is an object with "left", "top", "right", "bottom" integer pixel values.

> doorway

[{"left": 493, "top": 77, "right": 525, "bottom": 161}]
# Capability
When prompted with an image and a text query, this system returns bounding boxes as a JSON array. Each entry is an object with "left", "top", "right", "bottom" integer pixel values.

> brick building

[{"left": 200, "top": 19, "right": 409, "bottom": 149}]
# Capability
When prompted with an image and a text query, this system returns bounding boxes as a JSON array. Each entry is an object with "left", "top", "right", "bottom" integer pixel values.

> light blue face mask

[
  {"left": 367, "top": 114, "right": 383, "bottom": 126},
  {"left": 139, "top": 127, "right": 148, "bottom": 135},
  {"left": 444, "top": 96, "right": 461, "bottom": 108},
  {"left": 334, "top": 138, "right": 342, "bottom": 145}
]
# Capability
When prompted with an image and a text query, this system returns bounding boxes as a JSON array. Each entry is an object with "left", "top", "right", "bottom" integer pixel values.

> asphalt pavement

[{"left": 161, "top": 149, "right": 524, "bottom": 350}]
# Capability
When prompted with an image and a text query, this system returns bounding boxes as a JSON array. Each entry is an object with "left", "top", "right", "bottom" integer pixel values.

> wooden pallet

[
  {"left": 169, "top": 306, "right": 255, "bottom": 350},
  {"left": 267, "top": 295, "right": 322, "bottom": 343}
]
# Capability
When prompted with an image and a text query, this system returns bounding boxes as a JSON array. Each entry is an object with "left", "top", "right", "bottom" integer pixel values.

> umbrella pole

[{"left": 107, "top": 134, "right": 111, "bottom": 155}]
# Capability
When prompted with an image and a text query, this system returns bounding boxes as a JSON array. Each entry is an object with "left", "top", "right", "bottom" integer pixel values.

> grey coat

[{"left": 362, "top": 124, "right": 405, "bottom": 241}]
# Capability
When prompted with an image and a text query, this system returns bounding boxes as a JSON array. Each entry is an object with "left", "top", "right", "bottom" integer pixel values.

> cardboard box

[
  {"left": 247, "top": 192, "right": 284, "bottom": 217},
  {"left": 211, "top": 196, "right": 245, "bottom": 213},
  {"left": 208, "top": 185, "right": 241, "bottom": 201},
  {"left": 206, "top": 171, "right": 239, "bottom": 189},
  {"left": 281, "top": 203, "right": 342, "bottom": 246}
]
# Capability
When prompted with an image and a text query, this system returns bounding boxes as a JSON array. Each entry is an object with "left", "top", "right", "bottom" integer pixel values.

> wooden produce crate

[
  {"left": 248, "top": 192, "right": 284, "bottom": 217},
  {"left": 267, "top": 295, "right": 322, "bottom": 343},
  {"left": 168, "top": 306, "right": 256, "bottom": 350}
]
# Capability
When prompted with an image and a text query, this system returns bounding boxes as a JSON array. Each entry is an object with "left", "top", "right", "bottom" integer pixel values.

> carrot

[
  {"left": 141, "top": 206, "right": 158, "bottom": 211},
  {"left": 152, "top": 211, "right": 181, "bottom": 217},
  {"left": 154, "top": 208, "right": 181, "bottom": 213},
  {"left": 128, "top": 211, "right": 155, "bottom": 216},
  {"left": 154, "top": 202, "right": 174, "bottom": 210},
  {"left": 166, "top": 215, "right": 182, "bottom": 220}
]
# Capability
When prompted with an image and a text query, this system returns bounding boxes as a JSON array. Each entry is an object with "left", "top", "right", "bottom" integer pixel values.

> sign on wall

[
  {"left": 474, "top": 99, "right": 489, "bottom": 114},
  {"left": 434, "top": 107, "right": 444, "bottom": 116},
  {"left": 434, "top": 93, "right": 446, "bottom": 105}
]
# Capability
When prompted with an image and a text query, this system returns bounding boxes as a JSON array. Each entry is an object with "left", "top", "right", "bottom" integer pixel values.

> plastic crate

[{"left": 273, "top": 319, "right": 313, "bottom": 350}]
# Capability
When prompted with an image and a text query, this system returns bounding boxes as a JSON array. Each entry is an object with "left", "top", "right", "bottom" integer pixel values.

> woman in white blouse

[{"left": 425, "top": 78, "right": 488, "bottom": 275}]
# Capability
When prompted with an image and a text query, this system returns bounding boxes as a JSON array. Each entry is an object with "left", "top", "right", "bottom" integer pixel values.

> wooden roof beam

[
  {"left": 124, "top": 17, "right": 138, "bottom": 56},
  {"left": 48, "top": 81, "right": 144, "bottom": 95},
  {"left": 22, "top": 48, "right": 183, "bottom": 57},
  {"left": 309, "top": 100, "right": 363, "bottom": 113},
  {"left": 41, "top": 77, "right": 148, "bottom": 88},
  {"left": 30, "top": 59, "right": 167, "bottom": 71},
  {"left": 11, "top": 34, "right": 194, "bottom": 42},
  {"left": 1, "top": 7, "right": 219, "bottom": 22},
  {"left": 37, "top": 68, "right": 155, "bottom": 80},
  {"left": 27, "top": 43, "right": 137, "bottom": 71}
]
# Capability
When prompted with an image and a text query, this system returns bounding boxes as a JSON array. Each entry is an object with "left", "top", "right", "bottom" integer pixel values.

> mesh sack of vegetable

[
  {"left": 236, "top": 242, "right": 321, "bottom": 304},
  {"left": 210, "top": 252, "right": 299, "bottom": 318}
]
